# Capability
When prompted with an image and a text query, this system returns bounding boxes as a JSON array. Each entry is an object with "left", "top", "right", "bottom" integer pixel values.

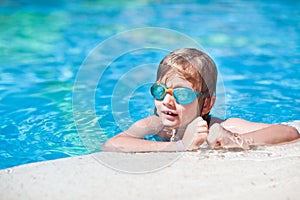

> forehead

[{"left": 161, "top": 74, "right": 193, "bottom": 88}]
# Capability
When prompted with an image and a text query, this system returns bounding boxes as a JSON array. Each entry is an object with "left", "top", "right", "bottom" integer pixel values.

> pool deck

[{"left": 1, "top": 148, "right": 300, "bottom": 200}]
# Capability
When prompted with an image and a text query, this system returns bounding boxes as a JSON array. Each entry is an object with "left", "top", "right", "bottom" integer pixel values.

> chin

[
  {"left": 161, "top": 119, "right": 189, "bottom": 128},
  {"left": 161, "top": 119, "right": 179, "bottom": 127}
]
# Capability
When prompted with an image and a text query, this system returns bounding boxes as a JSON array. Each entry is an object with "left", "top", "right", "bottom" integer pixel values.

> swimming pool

[{"left": 1, "top": 0, "right": 299, "bottom": 169}]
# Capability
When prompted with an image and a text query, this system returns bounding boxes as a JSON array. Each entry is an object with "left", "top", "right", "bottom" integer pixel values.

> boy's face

[{"left": 154, "top": 75, "right": 200, "bottom": 128}]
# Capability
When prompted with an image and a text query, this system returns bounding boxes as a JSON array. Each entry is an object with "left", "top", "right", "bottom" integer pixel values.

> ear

[{"left": 201, "top": 96, "right": 216, "bottom": 116}]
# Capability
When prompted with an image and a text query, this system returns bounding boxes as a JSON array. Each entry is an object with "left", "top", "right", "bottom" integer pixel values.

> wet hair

[{"left": 156, "top": 48, "right": 217, "bottom": 98}]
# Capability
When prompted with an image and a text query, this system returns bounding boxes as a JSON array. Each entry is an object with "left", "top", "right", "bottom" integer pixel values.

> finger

[
  {"left": 194, "top": 133, "right": 207, "bottom": 146},
  {"left": 196, "top": 118, "right": 207, "bottom": 125},
  {"left": 196, "top": 116, "right": 203, "bottom": 121},
  {"left": 197, "top": 124, "right": 208, "bottom": 130},
  {"left": 196, "top": 121, "right": 208, "bottom": 130},
  {"left": 197, "top": 129, "right": 208, "bottom": 136},
  {"left": 190, "top": 116, "right": 202, "bottom": 125},
  {"left": 197, "top": 132, "right": 208, "bottom": 138}
]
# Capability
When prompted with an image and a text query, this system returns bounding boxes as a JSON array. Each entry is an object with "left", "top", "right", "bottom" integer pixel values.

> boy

[{"left": 102, "top": 48, "right": 299, "bottom": 152}]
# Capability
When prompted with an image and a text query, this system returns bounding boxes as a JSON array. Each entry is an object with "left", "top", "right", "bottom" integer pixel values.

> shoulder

[{"left": 209, "top": 116, "right": 225, "bottom": 127}]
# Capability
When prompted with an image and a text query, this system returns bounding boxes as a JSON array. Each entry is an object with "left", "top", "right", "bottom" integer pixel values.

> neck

[{"left": 163, "top": 126, "right": 186, "bottom": 141}]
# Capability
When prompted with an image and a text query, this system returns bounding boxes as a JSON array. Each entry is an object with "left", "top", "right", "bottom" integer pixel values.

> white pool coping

[{"left": 1, "top": 146, "right": 300, "bottom": 200}]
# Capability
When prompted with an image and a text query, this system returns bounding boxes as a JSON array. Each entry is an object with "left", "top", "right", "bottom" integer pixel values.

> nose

[{"left": 162, "top": 92, "right": 176, "bottom": 107}]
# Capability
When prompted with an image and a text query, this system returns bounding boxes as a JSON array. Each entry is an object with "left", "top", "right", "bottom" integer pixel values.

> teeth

[{"left": 164, "top": 111, "right": 176, "bottom": 115}]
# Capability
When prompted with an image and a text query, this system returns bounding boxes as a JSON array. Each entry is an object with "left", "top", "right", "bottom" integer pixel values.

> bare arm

[
  {"left": 101, "top": 116, "right": 209, "bottom": 152},
  {"left": 101, "top": 134, "right": 180, "bottom": 152},
  {"left": 101, "top": 116, "right": 179, "bottom": 152},
  {"left": 221, "top": 118, "right": 300, "bottom": 145}
]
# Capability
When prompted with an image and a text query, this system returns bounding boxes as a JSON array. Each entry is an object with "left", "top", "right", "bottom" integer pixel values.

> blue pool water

[{"left": 1, "top": 0, "right": 300, "bottom": 169}]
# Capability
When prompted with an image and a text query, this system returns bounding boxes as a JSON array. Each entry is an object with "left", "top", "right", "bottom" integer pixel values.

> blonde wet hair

[{"left": 156, "top": 48, "right": 217, "bottom": 98}]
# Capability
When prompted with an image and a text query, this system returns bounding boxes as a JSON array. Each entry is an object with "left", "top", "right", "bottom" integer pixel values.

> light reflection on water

[{"left": 0, "top": 0, "right": 300, "bottom": 169}]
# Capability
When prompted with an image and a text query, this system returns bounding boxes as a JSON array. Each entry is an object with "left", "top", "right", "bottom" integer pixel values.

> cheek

[
  {"left": 180, "top": 101, "right": 200, "bottom": 118},
  {"left": 154, "top": 100, "right": 162, "bottom": 111}
]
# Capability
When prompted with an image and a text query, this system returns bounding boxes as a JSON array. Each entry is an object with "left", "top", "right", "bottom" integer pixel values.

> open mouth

[{"left": 162, "top": 111, "right": 178, "bottom": 117}]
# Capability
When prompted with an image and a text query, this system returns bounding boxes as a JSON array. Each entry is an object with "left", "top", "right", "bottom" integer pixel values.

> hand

[{"left": 182, "top": 116, "right": 208, "bottom": 151}]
